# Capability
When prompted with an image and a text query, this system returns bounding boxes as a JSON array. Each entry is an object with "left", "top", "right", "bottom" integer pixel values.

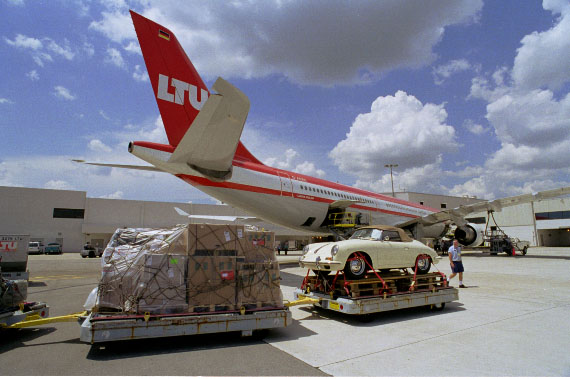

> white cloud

[
  {"left": 294, "top": 161, "right": 325, "bottom": 178},
  {"left": 32, "top": 52, "right": 53, "bottom": 67},
  {"left": 45, "top": 180, "right": 74, "bottom": 190},
  {"left": 432, "top": 59, "right": 474, "bottom": 85},
  {"left": 456, "top": 2, "right": 570, "bottom": 199},
  {"left": 99, "top": 110, "right": 111, "bottom": 120},
  {"left": 26, "top": 70, "right": 39, "bottom": 81},
  {"left": 4, "top": 34, "right": 79, "bottom": 66},
  {"left": 88, "top": 139, "right": 113, "bottom": 153},
  {"left": 53, "top": 86, "right": 76, "bottom": 100},
  {"left": 133, "top": 64, "right": 149, "bottom": 82},
  {"left": 463, "top": 119, "right": 489, "bottom": 135},
  {"left": 511, "top": 1, "right": 570, "bottom": 90},
  {"left": 123, "top": 41, "right": 141, "bottom": 55},
  {"left": 263, "top": 148, "right": 325, "bottom": 178},
  {"left": 90, "top": 1, "right": 482, "bottom": 85},
  {"left": 355, "top": 157, "right": 446, "bottom": 194},
  {"left": 105, "top": 47, "right": 125, "bottom": 68},
  {"left": 100, "top": 190, "right": 124, "bottom": 199},
  {"left": 0, "top": 98, "right": 14, "bottom": 104},
  {"left": 46, "top": 39, "right": 75, "bottom": 60},
  {"left": 89, "top": 11, "right": 136, "bottom": 44},
  {"left": 329, "top": 91, "right": 456, "bottom": 180},
  {"left": 83, "top": 42, "right": 95, "bottom": 57},
  {"left": 4, "top": 34, "right": 42, "bottom": 50},
  {"left": 6, "top": 0, "right": 25, "bottom": 6}
]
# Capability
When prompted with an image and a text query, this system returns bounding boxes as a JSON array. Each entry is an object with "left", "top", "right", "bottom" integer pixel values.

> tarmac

[{"left": 1, "top": 247, "right": 569, "bottom": 376}]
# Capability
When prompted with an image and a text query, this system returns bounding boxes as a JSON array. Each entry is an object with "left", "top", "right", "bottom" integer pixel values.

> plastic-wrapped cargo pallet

[{"left": 95, "top": 224, "right": 283, "bottom": 315}]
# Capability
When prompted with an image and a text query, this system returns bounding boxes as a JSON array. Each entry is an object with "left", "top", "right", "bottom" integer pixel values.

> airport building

[{"left": 1, "top": 185, "right": 569, "bottom": 252}]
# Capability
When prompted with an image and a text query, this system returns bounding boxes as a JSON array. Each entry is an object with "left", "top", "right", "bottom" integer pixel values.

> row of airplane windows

[{"left": 297, "top": 184, "right": 374, "bottom": 204}]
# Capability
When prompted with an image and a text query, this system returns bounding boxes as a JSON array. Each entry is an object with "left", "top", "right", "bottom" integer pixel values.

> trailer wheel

[
  {"left": 430, "top": 302, "right": 446, "bottom": 311},
  {"left": 414, "top": 256, "right": 431, "bottom": 275},
  {"left": 522, "top": 246, "right": 528, "bottom": 255}
]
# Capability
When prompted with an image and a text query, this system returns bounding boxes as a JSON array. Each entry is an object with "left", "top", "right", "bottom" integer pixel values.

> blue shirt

[{"left": 448, "top": 245, "right": 462, "bottom": 261}]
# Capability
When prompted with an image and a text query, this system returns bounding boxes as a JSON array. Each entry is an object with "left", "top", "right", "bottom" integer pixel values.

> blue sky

[{"left": 1, "top": 0, "right": 569, "bottom": 204}]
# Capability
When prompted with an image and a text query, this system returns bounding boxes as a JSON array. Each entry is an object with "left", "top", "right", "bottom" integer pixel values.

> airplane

[{"left": 76, "top": 10, "right": 570, "bottom": 247}]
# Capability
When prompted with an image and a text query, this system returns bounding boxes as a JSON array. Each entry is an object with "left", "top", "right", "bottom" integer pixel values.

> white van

[{"left": 28, "top": 241, "right": 45, "bottom": 254}]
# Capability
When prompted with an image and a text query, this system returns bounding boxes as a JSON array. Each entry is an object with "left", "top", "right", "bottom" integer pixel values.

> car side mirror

[{"left": 383, "top": 236, "right": 390, "bottom": 241}]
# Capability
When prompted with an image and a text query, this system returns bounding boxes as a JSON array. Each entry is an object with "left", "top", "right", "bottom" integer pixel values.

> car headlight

[
  {"left": 303, "top": 245, "right": 309, "bottom": 254},
  {"left": 331, "top": 244, "right": 339, "bottom": 256}
]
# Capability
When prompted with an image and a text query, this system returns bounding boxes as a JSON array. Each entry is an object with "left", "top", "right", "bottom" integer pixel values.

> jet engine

[{"left": 454, "top": 223, "right": 484, "bottom": 247}]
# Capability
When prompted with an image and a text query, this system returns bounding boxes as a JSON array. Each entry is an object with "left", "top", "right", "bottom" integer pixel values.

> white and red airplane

[{"left": 77, "top": 11, "right": 570, "bottom": 246}]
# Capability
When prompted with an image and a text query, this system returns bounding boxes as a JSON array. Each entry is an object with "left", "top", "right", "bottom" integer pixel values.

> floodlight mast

[{"left": 385, "top": 164, "right": 398, "bottom": 197}]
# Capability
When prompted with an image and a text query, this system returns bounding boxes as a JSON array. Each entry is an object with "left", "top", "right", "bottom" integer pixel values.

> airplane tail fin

[
  {"left": 130, "top": 10, "right": 262, "bottom": 180},
  {"left": 130, "top": 10, "right": 209, "bottom": 147}
]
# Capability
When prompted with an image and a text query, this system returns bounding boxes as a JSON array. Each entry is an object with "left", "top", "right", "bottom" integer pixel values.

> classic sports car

[{"left": 299, "top": 225, "right": 440, "bottom": 279}]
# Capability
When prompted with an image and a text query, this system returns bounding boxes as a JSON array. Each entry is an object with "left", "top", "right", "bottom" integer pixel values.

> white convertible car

[{"left": 299, "top": 225, "right": 440, "bottom": 279}]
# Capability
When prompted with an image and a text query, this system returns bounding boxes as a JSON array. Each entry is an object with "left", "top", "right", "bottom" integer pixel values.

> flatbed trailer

[
  {"left": 293, "top": 271, "right": 458, "bottom": 315},
  {"left": 79, "top": 308, "right": 292, "bottom": 344},
  {"left": 0, "top": 302, "right": 50, "bottom": 327}
]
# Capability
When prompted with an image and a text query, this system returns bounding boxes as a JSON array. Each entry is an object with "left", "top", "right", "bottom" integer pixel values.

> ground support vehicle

[
  {"left": 1, "top": 235, "right": 30, "bottom": 280},
  {"left": 294, "top": 260, "right": 458, "bottom": 315},
  {"left": 78, "top": 308, "right": 292, "bottom": 343},
  {"left": 80, "top": 246, "right": 103, "bottom": 258}
]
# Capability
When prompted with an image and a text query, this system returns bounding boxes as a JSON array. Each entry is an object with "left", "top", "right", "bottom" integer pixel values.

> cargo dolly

[
  {"left": 293, "top": 258, "right": 459, "bottom": 315},
  {"left": 78, "top": 307, "right": 292, "bottom": 344}
]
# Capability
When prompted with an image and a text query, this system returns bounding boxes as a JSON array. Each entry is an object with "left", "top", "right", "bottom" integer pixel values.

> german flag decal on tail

[{"left": 158, "top": 29, "right": 170, "bottom": 41}]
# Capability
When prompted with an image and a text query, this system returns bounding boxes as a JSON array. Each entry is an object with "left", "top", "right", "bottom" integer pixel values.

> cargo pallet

[
  {"left": 79, "top": 308, "right": 292, "bottom": 344},
  {"left": 294, "top": 270, "right": 459, "bottom": 315}
]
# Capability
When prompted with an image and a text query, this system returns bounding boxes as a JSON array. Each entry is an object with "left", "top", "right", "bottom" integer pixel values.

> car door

[{"left": 382, "top": 230, "right": 410, "bottom": 268}]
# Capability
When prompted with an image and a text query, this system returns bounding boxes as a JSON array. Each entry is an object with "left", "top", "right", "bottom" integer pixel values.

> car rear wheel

[
  {"left": 415, "top": 256, "right": 431, "bottom": 275},
  {"left": 344, "top": 254, "right": 368, "bottom": 280}
]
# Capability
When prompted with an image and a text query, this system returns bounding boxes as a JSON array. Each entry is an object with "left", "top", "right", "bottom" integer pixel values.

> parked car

[
  {"left": 80, "top": 243, "right": 103, "bottom": 258},
  {"left": 299, "top": 225, "right": 440, "bottom": 279},
  {"left": 28, "top": 241, "right": 45, "bottom": 254},
  {"left": 44, "top": 242, "right": 62, "bottom": 254}
]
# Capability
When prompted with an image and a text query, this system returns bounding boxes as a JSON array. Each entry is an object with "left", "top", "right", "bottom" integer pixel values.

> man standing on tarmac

[{"left": 448, "top": 239, "right": 466, "bottom": 288}]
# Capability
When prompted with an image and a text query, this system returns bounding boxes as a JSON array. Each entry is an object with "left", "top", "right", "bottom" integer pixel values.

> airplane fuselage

[{"left": 179, "top": 157, "right": 437, "bottom": 233}]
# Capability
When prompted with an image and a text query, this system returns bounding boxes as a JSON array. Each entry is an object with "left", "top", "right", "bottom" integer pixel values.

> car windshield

[
  {"left": 350, "top": 228, "right": 384, "bottom": 241},
  {"left": 29, "top": 242, "right": 39, "bottom": 246},
  {"left": 48, "top": 243, "right": 59, "bottom": 246}
]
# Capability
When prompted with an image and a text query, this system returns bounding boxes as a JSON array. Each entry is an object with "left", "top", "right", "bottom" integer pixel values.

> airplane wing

[
  {"left": 174, "top": 207, "right": 261, "bottom": 222},
  {"left": 397, "top": 186, "right": 570, "bottom": 229},
  {"left": 72, "top": 160, "right": 163, "bottom": 172}
]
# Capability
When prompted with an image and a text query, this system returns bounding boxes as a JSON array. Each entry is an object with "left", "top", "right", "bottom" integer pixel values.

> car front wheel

[
  {"left": 414, "top": 255, "right": 431, "bottom": 275},
  {"left": 344, "top": 254, "right": 368, "bottom": 280}
]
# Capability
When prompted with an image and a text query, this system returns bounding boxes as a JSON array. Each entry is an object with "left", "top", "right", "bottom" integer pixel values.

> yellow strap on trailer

[
  {"left": 284, "top": 297, "right": 320, "bottom": 307},
  {"left": 7, "top": 311, "right": 87, "bottom": 329}
]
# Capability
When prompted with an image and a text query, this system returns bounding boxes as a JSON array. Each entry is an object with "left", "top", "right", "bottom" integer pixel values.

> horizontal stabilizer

[
  {"left": 72, "top": 160, "right": 163, "bottom": 172},
  {"left": 168, "top": 77, "right": 250, "bottom": 180}
]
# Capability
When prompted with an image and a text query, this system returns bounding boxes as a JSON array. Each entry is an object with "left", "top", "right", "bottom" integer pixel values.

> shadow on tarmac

[
  {"left": 279, "top": 270, "right": 306, "bottom": 287},
  {"left": 288, "top": 301, "right": 466, "bottom": 327},
  {"left": 28, "top": 281, "right": 47, "bottom": 287},
  {"left": 0, "top": 327, "right": 60, "bottom": 353}
]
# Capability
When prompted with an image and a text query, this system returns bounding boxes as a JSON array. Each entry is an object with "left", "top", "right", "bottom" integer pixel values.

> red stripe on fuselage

[
  {"left": 231, "top": 160, "right": 438, "bottom": 213},
  {"left": 176, "top": 173, "right": 421, "bottom": 219}
]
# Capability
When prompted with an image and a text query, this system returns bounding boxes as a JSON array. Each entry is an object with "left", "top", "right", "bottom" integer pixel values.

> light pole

[{"left": 384, "top": 164, "right": 398, "bottom": 197}]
